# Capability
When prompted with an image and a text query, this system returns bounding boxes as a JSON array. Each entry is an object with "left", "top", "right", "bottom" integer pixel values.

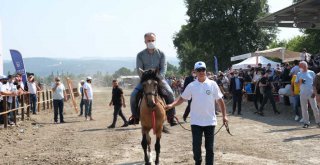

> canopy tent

[
  {"left": 255, "top": 0, "right": 320, "bottom": 29},
  {"left": 232, "top": 56, "right": 280, "bottom": 70},
  {"left": 253, "top": 47, "right": 301, "bottom": 62},
  {"left": 230, "top": 47, "right": 301, "bottom": 63}
]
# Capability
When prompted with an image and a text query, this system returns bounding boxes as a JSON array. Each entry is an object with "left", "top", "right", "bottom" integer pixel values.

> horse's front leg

[{"left": 141, "top": 130, "right": 151, "bottom": 165}]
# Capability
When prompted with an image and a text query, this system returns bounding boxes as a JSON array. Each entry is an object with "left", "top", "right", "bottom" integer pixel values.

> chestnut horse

[{"left": 139, "top": 69, "right": 168, "bottom": 165}]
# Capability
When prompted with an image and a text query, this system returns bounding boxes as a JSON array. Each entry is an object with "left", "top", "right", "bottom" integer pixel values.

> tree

[
  {"left": 166, "top": 62, "right": 180, "bottom": 77},
  {"left": 112, "top": 67, "right": 134, "bottom": 78},
  {"left": 173, "top": 0, "right": 276, "bottom": 72}
]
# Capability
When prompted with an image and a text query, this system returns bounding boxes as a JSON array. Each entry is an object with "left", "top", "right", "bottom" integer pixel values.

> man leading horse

[{"left": 128, "top": 32, "right": 177, "bottom": 126}]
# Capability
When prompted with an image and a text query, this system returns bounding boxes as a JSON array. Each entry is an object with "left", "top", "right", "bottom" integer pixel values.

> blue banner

[
  {"left": 214, "top": 56, "right": 218, "bottom": 73},
  {"left": 10, "top": 49, "right": 27, "bottom": 82}
]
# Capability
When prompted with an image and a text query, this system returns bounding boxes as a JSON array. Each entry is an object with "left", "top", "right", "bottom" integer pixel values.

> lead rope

[{"left": 174, "top": 116, "right": 233, "bottom": 136}]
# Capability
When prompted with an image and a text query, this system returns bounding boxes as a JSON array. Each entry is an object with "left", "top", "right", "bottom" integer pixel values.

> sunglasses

[{"left": 196, "top": 68, "right": 206, "bottom": 72}]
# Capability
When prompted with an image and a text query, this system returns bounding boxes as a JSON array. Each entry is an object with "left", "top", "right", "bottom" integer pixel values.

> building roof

[{"left": 256, "top": 0, "right": 320, "bottom": 29}]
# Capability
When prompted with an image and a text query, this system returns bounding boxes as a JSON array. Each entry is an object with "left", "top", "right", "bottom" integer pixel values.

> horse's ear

[{"left": 139, "top": 68, "right": 144, "bottom": 75}]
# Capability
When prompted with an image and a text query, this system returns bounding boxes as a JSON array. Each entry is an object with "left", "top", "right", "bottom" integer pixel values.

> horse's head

[{"left": 140, "top": 68, "right": 161, "bottom": 108}]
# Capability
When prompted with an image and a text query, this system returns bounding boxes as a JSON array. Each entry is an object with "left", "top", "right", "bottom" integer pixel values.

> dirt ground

[{"left": 1, "top": 87, "right": 320, "bottom": 165}]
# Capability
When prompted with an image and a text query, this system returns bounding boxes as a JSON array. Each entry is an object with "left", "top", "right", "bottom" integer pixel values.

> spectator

[
  {"left": 229, "top": 70, "right": 245, "bottom": 115},
  {"left": 108, "top": 80, "right": 128, "bottom": 128},
  {"left": 290, "top": 73, "right": 301, "bottom": 121},
  {"left": 300, "top": 48, "right": 311, "bottom": 62},
  {"left": 295, "top": 61, "right": 320, "bottom": 128},
  {"left": 257, "top": 70, "right": 280, "bottom": 116},
  {"left": 27, "top": 75, "right": 41, "bottom": 115},
  {"left": 83, "top": 77, "right": 94, "bottom": 121},
  {"left": 290, "top": 60, "right": 300, "bottom": 76},
  {"left": 78, "top": 80, "right": 85, "bottom": 116},
  {"left": 182, "top": 70, "right": 195, "bottom": 122},
  {"left": 0, "top": 75, "right": 17, "bottom": 124},
  {"left": 52, "top": 77, "right": 67, "bottom": 124}
]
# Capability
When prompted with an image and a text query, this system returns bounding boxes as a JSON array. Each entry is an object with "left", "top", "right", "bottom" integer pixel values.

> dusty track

[{"left": 1, "top": 88, "right": 320, "bottom": 165}]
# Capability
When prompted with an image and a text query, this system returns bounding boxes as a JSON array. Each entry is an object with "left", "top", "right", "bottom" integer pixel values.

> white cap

[
  {"left": 194, "top": 61, "right": 206, "bottom": 70},
  {"left": 0, "top": 75, "right": 7, "bottom": 80},
  {"left": 80, "top": 80, "right": 85, "bottom": 83},
  {"left": 86, "top": 76, "right": 92, "bottom": 80}
]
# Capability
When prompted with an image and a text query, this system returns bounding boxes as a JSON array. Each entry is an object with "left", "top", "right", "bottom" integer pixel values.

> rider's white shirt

[{"left": 181, "top": 77, "right": 223, "bottom": 126}]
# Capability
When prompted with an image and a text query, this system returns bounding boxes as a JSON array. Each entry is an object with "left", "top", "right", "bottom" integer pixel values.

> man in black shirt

[
  {"left": 257, "top": 70, "right": 280, "bottom": 116},
  {"left": 108, "top": 80, "right": 128, "bottom": 128},
  {"left": 182, "top": 70, "right": 195, "bottom": 122}
]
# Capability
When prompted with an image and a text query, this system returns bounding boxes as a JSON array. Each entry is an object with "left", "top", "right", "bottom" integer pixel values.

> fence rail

[{"left": 0, "top": 90, "right": 53, "bottom": 128}]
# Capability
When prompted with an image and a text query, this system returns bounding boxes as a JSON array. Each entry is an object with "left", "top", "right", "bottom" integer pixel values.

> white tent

[{"left": 232, "top": 56, "right": 280, "bottom": 70}]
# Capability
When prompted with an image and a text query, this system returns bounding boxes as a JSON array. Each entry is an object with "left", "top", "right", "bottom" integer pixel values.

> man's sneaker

[
  {"left": 128, "top": 117, "right": 139, "bottom": 125},
  {"left": 299, "top": 118, "right": 304, "bottom": 123},
  {"left": 303, "top": 124, "right": 309, "bottom": 128},
  {"left": 121, "top": 123, "right": 129, "bottom": 127},
  {"left": 294, "top": 115, "right": 300, "bottom": 121},
  {"left": 108, "top": 124, "right": 115, "bottom": 129},
  {"left": 169, "top": 118, "right": 178, "bottom": 127}
]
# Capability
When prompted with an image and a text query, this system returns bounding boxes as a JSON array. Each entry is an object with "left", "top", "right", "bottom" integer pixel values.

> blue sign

[
  {"left": 214, "top": 56, "right": 218, "bottom": 73},
  {"left": 10, "top": 49, "right": 27, "bottom": 82}
]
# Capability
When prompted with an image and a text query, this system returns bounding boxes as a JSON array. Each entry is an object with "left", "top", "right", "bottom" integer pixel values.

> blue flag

[
  {"left": 214, "top": 56, "right": 218, "bottom": 73},
  {"left": 10, "top": 49, "right": 27, "bottom": 82}
]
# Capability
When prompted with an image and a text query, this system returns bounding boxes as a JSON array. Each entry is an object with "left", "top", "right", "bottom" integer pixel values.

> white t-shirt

[
  {"left": 181, "top": 78, "right": 223, "bottom": 126},
  {"left": 52, "top": 83, "right": 65, "bottom": 100},
  {"left": 27, "top": 82, "right": 37, "bottom": 94},
  {"left": 8, "top": 82, "right": 17, "bottom": 103},
  {"left": 83, "top": 82, "right": 93, "bottom": 100},
  {"left": 0, "top": 82, "right": 9, "bottom": 101}
]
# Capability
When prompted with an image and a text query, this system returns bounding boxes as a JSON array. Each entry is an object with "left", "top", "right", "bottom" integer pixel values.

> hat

[
  {"left": 267, "top": 63, "right": 271, "bottom": 66},
  {"left": 80, "top": 80, "right": 85, "bottom": 83},
  {"left": 0, "top": 75, "right": 8, "bottom": 80},
  {"left": 194, "top": 61, "right": 206, "bottom": 70},
  {"left": 86, "top": 76, "right": 92, "bottom": 80}
]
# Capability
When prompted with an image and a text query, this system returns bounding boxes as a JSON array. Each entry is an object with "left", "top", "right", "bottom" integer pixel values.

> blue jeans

[
  {"left": 30, "top": 94, "right": 37, "bottom": 114},
  {"left": 130, "top": 80, "right": 175, "bottom": 118},
  {"left": 191, "top": 125, "right": 215, "bottom": 165},
  {"left": 79, "top": 99, "right": 85, "bottom": 115},
  {"left": 291, "top": 95, "right": 300, "bottom": 117},
  {"left": 84, "top": 99, "right": 92, "bottom": 117},
  {"left": 53, "top": 99, "right": 64, "bottom": 122}
]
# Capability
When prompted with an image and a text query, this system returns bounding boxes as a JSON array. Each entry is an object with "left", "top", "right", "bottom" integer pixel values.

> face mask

[
  {"left": 147, "top": 42, "right": 156, "bottom": 49},
  {"left": 299, "top": 68, "right": 304, "bottom": 72}
]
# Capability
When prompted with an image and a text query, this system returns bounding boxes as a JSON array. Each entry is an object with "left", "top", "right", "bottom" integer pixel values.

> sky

[{"left": 0, "top": 0, "right": 301, "bottom": 60}]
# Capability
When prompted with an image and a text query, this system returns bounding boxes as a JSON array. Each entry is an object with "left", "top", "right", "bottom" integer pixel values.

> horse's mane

[{"left": 140, "top": 70, "right": 167, "bottom": 97}]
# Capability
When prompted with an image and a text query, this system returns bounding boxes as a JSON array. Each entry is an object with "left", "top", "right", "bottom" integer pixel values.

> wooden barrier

[
  {"left": 0, "top": 87, "right": 78, "bottom": 129},
  {"left": 0, "top": 90, "right": 53, "bottom": 128}
]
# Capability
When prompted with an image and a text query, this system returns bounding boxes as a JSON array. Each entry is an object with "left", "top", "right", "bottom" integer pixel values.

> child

[{"left": 108, "top": 80, "right": 128, "bottom": 128}]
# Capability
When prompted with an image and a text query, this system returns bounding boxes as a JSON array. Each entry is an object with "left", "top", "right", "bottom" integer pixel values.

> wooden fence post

[
  {"left": 21, "top": 95, "right": 25, "bottom": 121},
  {"left": 42, "top": 91, "right": 45, "bottom": 110},
  {"left": 3, "top": 97, "right": 8, "bottom": 128},
  {"left": 37, "top": 92, "right": 41, "bottom": 112},
  {"left": 50, "top": 91, "right": 53, "bottom": 109},
  {"left": 26, "top": 94, "right": 30, "bottom": 118},
  {"left": 12, "top": 96, "right": 17, "bottom": 125},
  {"left": 46, "top": 90, "right": 49, "bottom": 109}
]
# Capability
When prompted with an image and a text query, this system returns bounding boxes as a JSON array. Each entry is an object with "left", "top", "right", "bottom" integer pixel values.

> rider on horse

[{"left": 128, "top": 32, "right": 177, "bottom": 126}]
